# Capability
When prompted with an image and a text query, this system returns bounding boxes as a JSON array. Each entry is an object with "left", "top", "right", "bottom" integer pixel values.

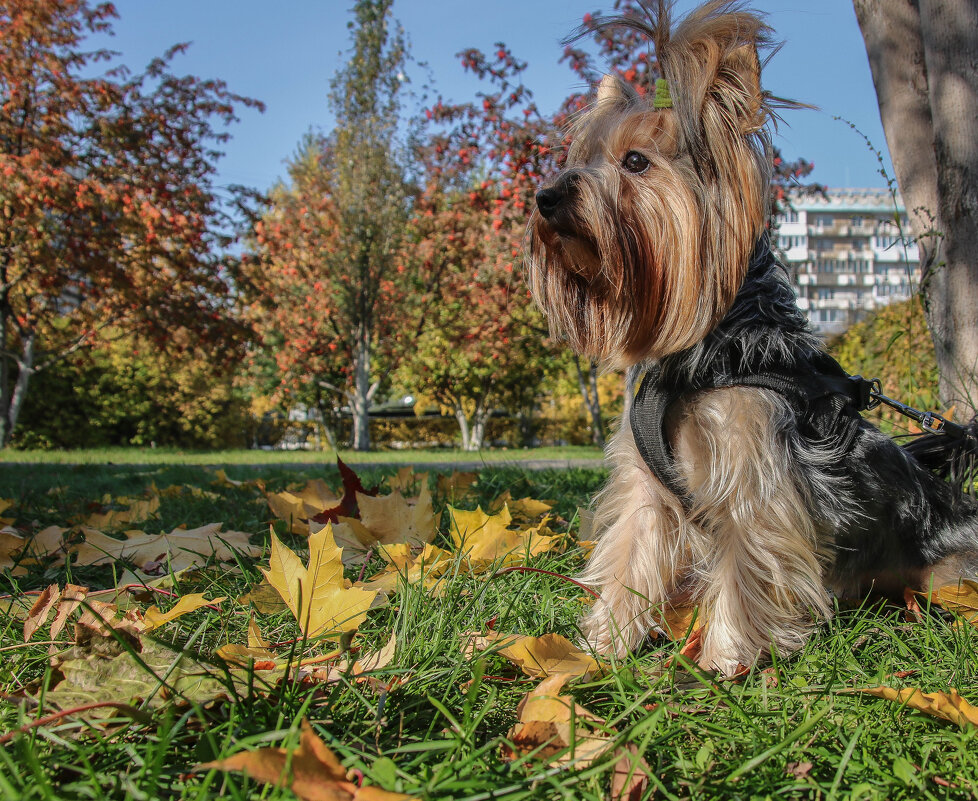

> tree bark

[
  {"left": 917, "top": 0, "right": 978, "bottom": 416},
  {"left": 855, "top": 0, "right": 978, "bottom": 417},
  {"left": 572, "top": 355, "right": 606, "bottom": 447},
  {"left": 351, "top": 327, "right": 372, "bottom": 451},
  {"left": 4, "top": 332, "right": 35, "bottom": 447}
]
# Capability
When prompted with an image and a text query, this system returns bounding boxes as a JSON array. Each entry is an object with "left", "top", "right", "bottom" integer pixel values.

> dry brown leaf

[
  {"left": 143, "top": 593, "right": 226, "bottom": 630},
  {"left": 199, "top": 720, "right": 414, "bottom": 800},
  {"left": 502, "top": 672, "right": 610, "bottom": 767},
  {"left": 353, "top": 633, "right": 397, "bottom": 674},
  {"left": 436, "top": 471, "right": 478, "bottom": 498},
  {"left": 857, "top": 686, "right": 978, "bottom": 727},
  {"left": 49, "top": 584, "right": 89, "bottom": 642},
  {"left": 610, "top": 744, "right": 653, "bottom": 801},
  {"left": 386, "top": 467, "right": 428, "bottom": 495},
  {"left": 84, "top": 494, "right": 161, "bottom": 529},
  {"left": 70, "top": 523, "right": 260, "bottom": 573},
  {"left": 23, "top": 583, "right": 61, "bottom": 642},
  {"left": 260, "top": 525, "right": 377, "bottom": 639},
  {"left": 0, "top": 526, "right": 26, "bottom": 571}
]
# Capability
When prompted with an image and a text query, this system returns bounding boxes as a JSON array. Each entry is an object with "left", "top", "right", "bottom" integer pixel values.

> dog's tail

[{"left": 902, "top": 418, "right": 978, "bottom": 494}]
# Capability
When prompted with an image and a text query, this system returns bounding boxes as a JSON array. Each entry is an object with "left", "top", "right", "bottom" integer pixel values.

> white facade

[{"left": 775, "top": 188, "right": 920, "bottom": 337}]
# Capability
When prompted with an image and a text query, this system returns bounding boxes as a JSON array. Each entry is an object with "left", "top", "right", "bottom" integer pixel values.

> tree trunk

[
  {"left": 351, "top": 327, "right": 372, "bottom": 451},
  {"left": 3, "top": 333, "right": 35, "bottom": 447},
  {"left": 572, "top": 355, "right": 606, "bottom": 447},
  {"left": 917, "top": 0, "right": 978, "bottom": 417},
  {"left": 454, "top": 404, "right": 471, "bottom": 451},
  {"left": 855, "top": 0, "right": 978, "bottom": 417},
  {"left": 468, "top": 401, "right": 490, "bottom": 451}
]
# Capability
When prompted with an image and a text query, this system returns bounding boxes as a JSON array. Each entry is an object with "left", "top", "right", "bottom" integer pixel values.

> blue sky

[{"left": 96, "top": 1, "right": 892, "bottom": 194}]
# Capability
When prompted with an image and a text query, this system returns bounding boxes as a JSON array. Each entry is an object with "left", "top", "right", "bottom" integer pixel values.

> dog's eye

[{"left": 622, "top": 151, "right": 650, "bottom": 174}]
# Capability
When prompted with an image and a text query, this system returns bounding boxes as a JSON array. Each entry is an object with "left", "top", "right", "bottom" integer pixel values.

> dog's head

[{"left": 528, "top": 1, "right": 780, "bottom": 367}]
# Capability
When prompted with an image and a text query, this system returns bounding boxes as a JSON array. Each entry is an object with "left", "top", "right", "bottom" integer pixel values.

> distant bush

[{"left": 829, "top": 295, "right": 940, "bottom": 433}]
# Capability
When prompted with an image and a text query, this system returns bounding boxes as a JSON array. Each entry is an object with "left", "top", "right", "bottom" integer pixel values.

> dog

[{"left": 527, "top": 0, "right": 978, "bottom": 676}]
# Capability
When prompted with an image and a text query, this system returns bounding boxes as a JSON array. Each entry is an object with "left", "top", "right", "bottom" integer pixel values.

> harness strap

[{"left": 629, "top": 357, "right": 877, "bottom": 510}]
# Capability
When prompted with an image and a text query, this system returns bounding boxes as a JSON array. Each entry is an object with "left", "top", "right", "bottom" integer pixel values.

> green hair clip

[{"left": 653, "top": 78, "right": 673, "bottom": 109}]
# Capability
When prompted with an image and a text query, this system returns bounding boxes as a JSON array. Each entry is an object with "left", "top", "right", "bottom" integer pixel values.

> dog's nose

[{"left": 535, "top": 186, "right": 564, "bottom": 219}]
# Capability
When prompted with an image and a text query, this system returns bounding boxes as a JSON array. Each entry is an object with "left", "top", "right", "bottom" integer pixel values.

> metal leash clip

[{"left": 867, "top": 378, "right": 967, "bottom": 438}]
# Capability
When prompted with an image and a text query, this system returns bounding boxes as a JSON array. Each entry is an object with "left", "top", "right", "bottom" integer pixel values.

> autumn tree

[
  {"left": 246, "top": 135, "right": 393, "bottom": 450},
  {"left": 398, "top": 45, "right": 558, "bottom": 450},
  {"left": 854, "top": 0, "right": 978, "bottom": 418},
  {"left": 0, "top": 0, "right": 261, "bottom": 446}
]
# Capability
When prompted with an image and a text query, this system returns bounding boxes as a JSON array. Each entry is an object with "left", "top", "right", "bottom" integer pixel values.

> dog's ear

[
  {"left": 710, "top": 42, "right": 765, "bottom": 134},
  {"left": 596, "top": 74, "right": 640, "bottom": 107}
]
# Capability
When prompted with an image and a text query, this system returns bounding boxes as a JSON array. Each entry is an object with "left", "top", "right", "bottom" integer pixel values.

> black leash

[{"left": 863, "top": 378, "right": 971, "bottom": 439}]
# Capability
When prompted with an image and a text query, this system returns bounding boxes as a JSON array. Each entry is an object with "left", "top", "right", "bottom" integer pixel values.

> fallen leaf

[
  {"left": 386, "top": 466, "right": 428, "bottom": 495},
  {"left": 436, "top": 471, "right": 477, "bottom": 498},
  {"left": 238, "top": 580, "right": 289, "bottom": 614},
  {"left": 448, "top": 505, "right": 562, "bottom": 567},
  {"left": 502, "top": 672, "right": 610, "bottom": 767},
  {"left": 84, "top": 493, "right": 160, "bottom": 529},
  {"left": 199, "top": 720, "right": 415, "bottom": 800},
  {"left": 495, "top": 633, "right": 600, "bottom": 679},
  {"left": 310, "top": 458, "right": 380, "bottom": 525},
  {"left": 49, "top": 584, "right": 89, "bottom": 641},
  {"left": 926, "top": 580, "right": 978, "bottom": 624},
  {"left": 786, "top": 761, "right": 813, "bottom": 779},
  {"left": 611, "top": 744, "right": 653, "bottom": 801},
  {"left": 143, "top": 593, "right": 226, "bottom": 630},
  {"left": 356, "top": 485, "right": 437, "bottom": 548},
  {"left": 857, "top": 686, "right": 978, "bottom": 727},
  {"left": 0, "top": 527, "right": 27, "bottom": 570},
  {"left": 24, "top": 584, "right": 61, "bottom": 642},
  {"left": 356, "top": 543, "right": 454, "bottom": 595},
  {"left": 490, "top": 491, "right": 552, "bottom": 520},
  {"left": 353, "top": 633, "right": 397, "bottom": 674},
  {"left": 261, "top": 525, "right": 377, "bottom": 639},
  {"left": 70, "top": 523, "right": 260, "bottom": 573}
]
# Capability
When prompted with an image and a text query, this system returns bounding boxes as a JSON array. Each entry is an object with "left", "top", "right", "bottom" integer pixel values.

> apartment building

[{"left": 775, "top": 188, "right": 920, "bottom": 337}]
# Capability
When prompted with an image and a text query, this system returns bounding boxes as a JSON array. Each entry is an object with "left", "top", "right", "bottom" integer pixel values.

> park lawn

[
  {"left": 0, "top": 445, "right": 604, "bottom": 467},
  {"left": 0, "top": 461, "right": 976, "bottom": 800}
]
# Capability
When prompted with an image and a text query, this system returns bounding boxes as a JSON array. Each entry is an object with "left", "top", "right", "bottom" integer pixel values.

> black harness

[{"left": 629, "top": 344, "right": 877, "bottom": 510}]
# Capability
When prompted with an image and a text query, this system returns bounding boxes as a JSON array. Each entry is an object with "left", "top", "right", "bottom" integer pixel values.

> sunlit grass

[{"left": 2, "top": 463, "right": 977, "bottom": 799}]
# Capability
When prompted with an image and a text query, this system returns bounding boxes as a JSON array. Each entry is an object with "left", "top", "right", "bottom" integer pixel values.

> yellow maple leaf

[
  {"left": 357, "top": 485, "right": 437, "bottom": 547},
  {"left": 356, "top": 543, "right": 454, "bottom": 594},
  {"left": 143, "top": 593, "right": 226, "bottom": 630},
  {"left": 490, "top": 491, "right": 553, "bottom": 519},
  {"left": 386, "top": 466, "right": 428, "bottom": 494},
  {"left": 497, "top": 633, "right": 601, "bottom": 679},
  {"left": 261, "top": 525, "right": 377, "bottom": 639},
  {"left": 857, "top": 686, "right": 978, "bottom": 727},
  {"left": 448, "top": 505, "right": 562, "bottom": 567}
]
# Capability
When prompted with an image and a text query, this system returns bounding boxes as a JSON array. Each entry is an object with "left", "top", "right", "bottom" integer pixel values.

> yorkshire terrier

[{"left": 528, "top": 0, "right": 978, "bottom": 675}]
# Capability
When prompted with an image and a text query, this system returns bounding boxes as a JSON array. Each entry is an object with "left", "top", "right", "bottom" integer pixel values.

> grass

[
  {"left": 0, "top": 445, "right": 604, "bottom": 466},
  {"left": 2, "top": 461, "right": 978, "bottom": 800}
]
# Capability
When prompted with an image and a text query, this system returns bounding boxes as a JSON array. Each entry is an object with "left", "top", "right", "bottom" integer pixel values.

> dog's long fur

[{"left": 527, "top": 0, "right": 978, "bottom": 675}]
